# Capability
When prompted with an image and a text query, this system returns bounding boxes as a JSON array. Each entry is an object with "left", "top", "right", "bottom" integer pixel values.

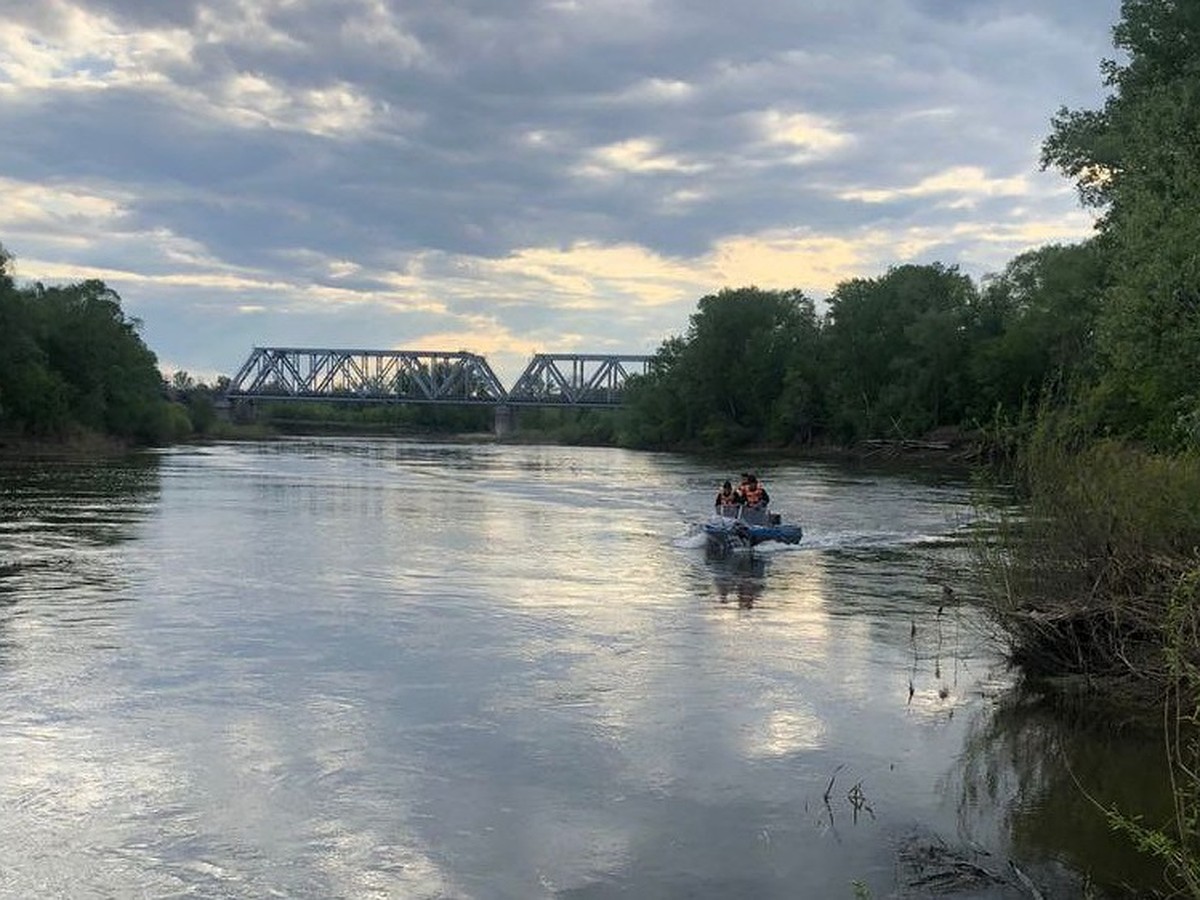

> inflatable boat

[{"left": 703, "top": 503, "right": 803, "bottom": 554}]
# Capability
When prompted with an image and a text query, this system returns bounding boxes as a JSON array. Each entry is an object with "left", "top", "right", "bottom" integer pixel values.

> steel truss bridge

[{"left": 225, "top": 347, "right": 654, "bottom": 408}]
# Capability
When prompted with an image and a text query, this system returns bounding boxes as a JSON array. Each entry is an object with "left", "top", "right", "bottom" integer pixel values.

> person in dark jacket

[{"left": 714, "top": 480, "right": 741, "bottom": 509}]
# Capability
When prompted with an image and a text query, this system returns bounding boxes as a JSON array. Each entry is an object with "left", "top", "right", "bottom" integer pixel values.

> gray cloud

[{"left": 0, "top": 0, "right": 1120, "bottom": 378}]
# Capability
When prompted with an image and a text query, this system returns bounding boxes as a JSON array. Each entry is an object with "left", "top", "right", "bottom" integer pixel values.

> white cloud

[
  {"left": 0, "top": 177, "right": 128, "bottom": 231},
  {"left": 613, "top": 76, "right": 695, "bottom": 104},
  {"left": 0, "top": 4, "right": 195, "bottom": 91},
  {"left": 755, "top": 109, "right": 853, "bottom": 161},
  {"left": 337, "top": 0, "right": 430, "bottom": 68},
  {"left": 217, "top": 73, "right": 380, "bottom": 137},
  {"left": 839, "top": 165, "right": 1034, "bottom": 205},
  {"left": 574, "top": 137, "right": 709, "bottom": 178}
]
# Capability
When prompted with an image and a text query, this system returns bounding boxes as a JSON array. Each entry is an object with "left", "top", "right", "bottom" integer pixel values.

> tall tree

[
  {"left": 968, "top": 241, "right": 1109, "bottom": 422},
  {"left": 0, "top": 267, "right": 175, "bottom": 442},
  {"left": 1043, "top": 0, "right": 1200, "bottom": 446},
  {"left": 619, "top": 287, "right": 818, "bottom": 448},
  {"left": 823, "top": 263, "right": 977, "bottom": 441}
]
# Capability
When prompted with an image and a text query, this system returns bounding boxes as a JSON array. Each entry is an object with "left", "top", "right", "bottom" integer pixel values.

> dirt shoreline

[
  {"left": 0, "top": 431, "right": 138, "bottom": 460},
  {"left": 0, "top": 427, "right": 990, "bottom": 471}
]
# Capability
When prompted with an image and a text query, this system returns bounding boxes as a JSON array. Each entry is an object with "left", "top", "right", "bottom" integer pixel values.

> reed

[
  {"left": 975, "top": 429, "right": 1200, "bottom": 689},
  {"left": 973, "top": 426, "right": 1200, "bottom": 893}
]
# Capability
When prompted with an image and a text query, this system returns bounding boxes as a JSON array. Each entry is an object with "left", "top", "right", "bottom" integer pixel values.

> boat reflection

[{"left": 705, "top": 546, "right": 768, "bottom": 608}]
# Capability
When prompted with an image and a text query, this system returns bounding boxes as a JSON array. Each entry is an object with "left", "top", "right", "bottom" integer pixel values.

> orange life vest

[{"left": 743, "top": 484, "right": 765, "bottom": 506}]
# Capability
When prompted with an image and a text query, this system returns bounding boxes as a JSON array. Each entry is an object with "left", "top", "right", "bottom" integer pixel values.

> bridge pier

[{"left": 493, "top": 404, "right": 513, "bottom": 438}]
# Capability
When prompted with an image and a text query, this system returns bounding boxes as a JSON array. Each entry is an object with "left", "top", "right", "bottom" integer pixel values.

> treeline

[
  {"left": 614, "top": 247, "right": 1107, "bottom": 451},
  {"left": 0, "top": 248, "right": 193, "bottom": 444},
  {"left": 249, "top": 398, "right": 493, "bottom": 434}
]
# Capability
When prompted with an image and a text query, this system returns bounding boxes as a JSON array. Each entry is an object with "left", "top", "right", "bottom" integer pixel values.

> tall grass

[
  {"left": 976, "top": 430, "right": 1200, "bottom": 685},
  {"left": 974, "top": 425, "right": 1200, "bottom": 892}
]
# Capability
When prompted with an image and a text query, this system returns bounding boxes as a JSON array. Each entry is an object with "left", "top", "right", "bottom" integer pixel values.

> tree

[
  {"left": 1043, "top": 0, "right": 1200, "bottom": 446},
  {"left": 620, "top": 287, "right": 818, "bottom": 449},
  {"left": 968, "top": 242, "right": 1109, "bottom": 423},
  {"left": 822, "top": 264, "right": 977, "bottom": 441},
  {"left": 0, "top": 269, "right": 175, "bottom": 442}
]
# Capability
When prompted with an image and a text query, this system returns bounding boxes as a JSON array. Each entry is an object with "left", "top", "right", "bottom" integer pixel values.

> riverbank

[{"left": 0, "top": 429, "right": 136, "bottom": 459}]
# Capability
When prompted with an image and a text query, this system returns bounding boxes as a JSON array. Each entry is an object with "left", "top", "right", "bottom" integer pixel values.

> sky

[{"left": 0, "top": 0, "right": 1122, "bottom": 385}]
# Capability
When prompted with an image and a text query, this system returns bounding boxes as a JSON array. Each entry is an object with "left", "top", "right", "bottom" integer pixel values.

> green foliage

[
  {"left": 514, "top": 407, "right": 618, "bottom": 445},
  {"left": 168, "top": 371, "right": 222, "bottom": 434},
  {"left": 968, "top": 242, "right": 1109, "bottom": 424},
  {"left": 1100, "top": 565, "right": 1200, "bottom": 897},
  {"left": 0, "top": 266, "right": 175, "bottom": 444},
  {"left": 1043, "top": 0, "right": 1200, "bottom": 447},
  {"left": 975, "top": 422, "right": 1200, "bottom": 679},
  {"left": 617, "top": 253, "right": 1115, "bottom": 451},
  {"left": 823, "top": 263, "right": 976, "bottom": 440},
  {"left": 618, "top": 286, "right": 821, "bottom": 449},
  {"left": 257, "top": 399, "right": 493, "bottom": 434}
]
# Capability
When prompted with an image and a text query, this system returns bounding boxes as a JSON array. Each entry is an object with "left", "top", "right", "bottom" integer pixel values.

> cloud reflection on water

[{"left": 0, "top": 440, "right": 1029, "bottom": 898}]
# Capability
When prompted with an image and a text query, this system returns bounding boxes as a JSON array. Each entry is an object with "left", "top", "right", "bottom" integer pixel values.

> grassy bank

[
  {"left": 973, "top": 432, "right": 1200, "bottom": 891},
  {"left": 0, "top": 428, "right": 140, "bottom": 458},
  {"left": 976, "top": 437, "right": 1200, "bottom": 691}
]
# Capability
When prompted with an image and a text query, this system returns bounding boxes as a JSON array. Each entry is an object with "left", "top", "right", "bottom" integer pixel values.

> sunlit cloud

[
  {"left": 839, "top": 165, "right": 1034, "bottom": 205},
  {"left": 0, "top": 5, "right": 194, "bottom": 92},
  {"left": 707, "top": 230, "right": 881, "bottom": 294},
  {"left": 192, "top": 0, "right": 307, "bottom": 52},
  {"left": 613, "top": 76, "right": 695, "bottom": 104},
  {"left": 216, "top": 73, "right": 381, "bottom": 137},
  {"left": 407, "top": 321, "right": 544, "bottom": 359},
  {"left": 755, "top": 109, "right": 853, "bottom": 161},
  {"left": 574, "top": 138, "right": 709, "bottom": 178},
  {"left": 0, "top": 177, "right": 127, "bottom": 231},
  {"left": 481, "top": 242, "right": 703, "bottom": 308}
]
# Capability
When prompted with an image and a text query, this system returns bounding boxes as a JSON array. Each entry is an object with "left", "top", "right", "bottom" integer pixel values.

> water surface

[{"left": 0, "top": 439, "right": 1163, "bottom": 897}]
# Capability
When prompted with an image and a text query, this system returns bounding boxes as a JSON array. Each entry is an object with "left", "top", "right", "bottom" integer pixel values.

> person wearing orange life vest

[
  {"left": 740, "top": 473, "right": 770, "bottom": 508},
  {"left": 714, "top": 480, "right": 741, "bottom": 509}
]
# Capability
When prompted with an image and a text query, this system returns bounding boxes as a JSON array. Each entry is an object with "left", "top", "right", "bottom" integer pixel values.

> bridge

[{"left": 225, "top": 347, "right": 655, "bottom": 416}]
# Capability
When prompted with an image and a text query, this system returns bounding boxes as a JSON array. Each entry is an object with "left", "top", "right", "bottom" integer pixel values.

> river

[{"left": 0, "top": 438, "right": 1166, "bottom": 898}]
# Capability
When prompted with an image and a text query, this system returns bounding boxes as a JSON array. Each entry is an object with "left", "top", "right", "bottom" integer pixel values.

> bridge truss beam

[
  {"left": 506, "top": 353, "right": 653, "bottom": 407},
  {"left": 225, "top": 347, "right": 508, "bottom": 405}
]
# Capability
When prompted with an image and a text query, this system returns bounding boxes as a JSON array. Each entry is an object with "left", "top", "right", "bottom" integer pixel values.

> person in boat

[
  {"left": 714, "top": 480, "right": 742, "bottom": 509},
  {"left": 741, "top": 474, "right": 770, "bottom": 508}
]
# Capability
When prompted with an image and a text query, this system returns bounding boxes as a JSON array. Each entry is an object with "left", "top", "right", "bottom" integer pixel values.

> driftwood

[{"left": 862, "top": 438, "right": 953, "bottom": 451}]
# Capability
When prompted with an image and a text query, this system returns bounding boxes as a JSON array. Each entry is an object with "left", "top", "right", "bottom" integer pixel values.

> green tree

[
  {"left": 822, "top": 263, "right": 977, "bottom": 441},
  {"left": 619, "top": 287, "right": 818, "bottom": 449},
  {"left": 0, "top": 263, "right": 175, "bottom": 443},
  {"left": 1043, "top": 0, "right": 1200, "bottom": 446},
  {"left": 968, "top": 241, "right": 1109, "bottom": 423}
]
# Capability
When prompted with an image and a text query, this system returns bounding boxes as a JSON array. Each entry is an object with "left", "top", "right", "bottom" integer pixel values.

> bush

[{"left": 976, "top": 428, "right": 1200, "bottom": 685}]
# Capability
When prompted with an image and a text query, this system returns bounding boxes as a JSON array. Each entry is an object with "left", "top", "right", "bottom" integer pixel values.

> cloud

[
  {"left": 839, "top": 165, "right": 1033, "bottom": 206},
  {"left": 574, "top": 138, "right": 709, "bottom": 179},
  {"left": 755, "top": 109, "right": 853, "bottom": 161},
  {"left": 0, "top": 0, "right": 1121, "bottom": 379}
]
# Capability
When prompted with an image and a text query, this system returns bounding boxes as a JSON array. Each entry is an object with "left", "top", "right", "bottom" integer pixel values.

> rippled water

[{"left": 0, "top": 439, "right": 1163, "bottom": 898}]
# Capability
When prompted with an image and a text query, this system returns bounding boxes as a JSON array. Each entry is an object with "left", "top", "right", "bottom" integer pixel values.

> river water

[{"left": 0, "top": 439, "right": 1166, "bottom": 898}]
